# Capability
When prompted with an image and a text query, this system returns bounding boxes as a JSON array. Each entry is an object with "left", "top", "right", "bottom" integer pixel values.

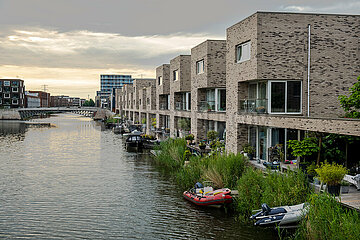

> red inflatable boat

[{"left": 183, "top": 187, "right": 232, "bottom": 206}]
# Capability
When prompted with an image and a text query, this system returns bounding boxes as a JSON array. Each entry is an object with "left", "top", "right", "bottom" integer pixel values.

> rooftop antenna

[{"left": 41, "top": 84, "right": 48, "bottom": 92}]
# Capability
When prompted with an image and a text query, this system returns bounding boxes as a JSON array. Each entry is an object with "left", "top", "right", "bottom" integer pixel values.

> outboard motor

[
  {"left": 261, "top": 203, "right": 271, "bottom": 215},
  {"left": 194, "top": 182, "right": 203, "bottom": 189}
]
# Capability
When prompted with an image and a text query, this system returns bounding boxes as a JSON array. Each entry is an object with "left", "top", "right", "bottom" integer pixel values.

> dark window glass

[
  {"left": 287, "top": 81, "right": 301, "bottom": 113},
  {"left": 271, "top": 82, "right": 285, "bottom": 112}
]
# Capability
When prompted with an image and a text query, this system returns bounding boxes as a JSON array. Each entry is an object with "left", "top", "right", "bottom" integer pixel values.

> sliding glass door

[{"left": 269, "top": 81, "right": 301, "bottom": 114}]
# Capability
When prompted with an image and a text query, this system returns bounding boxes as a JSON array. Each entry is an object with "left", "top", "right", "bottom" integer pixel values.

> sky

[{"left": 0, "top": 0, "right": 359, "bottom": 99}]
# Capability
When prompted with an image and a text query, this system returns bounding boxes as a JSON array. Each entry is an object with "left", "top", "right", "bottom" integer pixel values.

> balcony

[
  {"left": 175, "top": 101, "right": 190, "bottom": 111},
  {"left": 198, "top": 101, "right": 216, "bottom": 112},
  {"left": 160, "top": 103, "right": 169, "bottom": 110},
  {"left": 239, "top": 99, "right": 268, "bottom": 114}
]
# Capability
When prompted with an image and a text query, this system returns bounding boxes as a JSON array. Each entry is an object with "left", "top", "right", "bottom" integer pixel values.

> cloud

[
  {"left": 280, "top": 0, "right": 360, "bottom": 13},
  {"left": 0, "top": 27, "right": 222, "bottom": 69},
  {"left": 0, "top": 27, "right": 222, "bottom": 98}
]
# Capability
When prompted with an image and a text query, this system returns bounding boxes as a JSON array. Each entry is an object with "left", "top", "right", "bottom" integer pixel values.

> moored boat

[
  {"left": 251, "top": 203, "right": 308, "bottom": 226},
  {"left": 183, "top": 183, "right": 232, "bottom": 207}
]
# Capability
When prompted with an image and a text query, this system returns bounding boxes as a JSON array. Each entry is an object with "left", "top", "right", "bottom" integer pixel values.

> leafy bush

[
  {"left": 315, "top": 162, "right": 348, "bottom": 186},
  {"left": 207, "top": 130, "right": 218, "bottom": 141},
  {"left": 154, "top": 138, "right": 187, "bottom": 171},
  {"left": 287, "top": 137, "right": 319, "bottom": 161},
  {"left": 295, "top": 193, "right": 360, "bottom": 240},
  {"left": 185, "top": 134, "right": 194, "bottom": 141}
]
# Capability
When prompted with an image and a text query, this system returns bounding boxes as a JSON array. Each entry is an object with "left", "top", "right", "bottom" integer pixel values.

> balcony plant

[
  {"left": 185, "top": 134, "right": 194, "bottom": 145},
  {"left": 199, "top": 141, "right": 206, "bottom": 150},
  {"left": 315, "top": 162, "right": 348, "bottom": 196}
]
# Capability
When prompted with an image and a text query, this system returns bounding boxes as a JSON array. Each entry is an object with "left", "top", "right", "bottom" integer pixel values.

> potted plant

[
  {"left": 243, "top": 143, "right": 255, "bottom": 160},
  {"left": 207, "top": 130, "right": 218, "bottom": 142},
  {"left": 185, "top": 134, "right": 194, "bottom": 145},
  {"left": 315, "top": 162, "right": 348, "bottom": 196},
  {"left": 256, "top": 106, "right": 266, "bottom": 113},
  {"left": 306, "top": 162, "right": 317, "bottom": 182},
  {"left": 341, "top": 180, "right": 350, "bottom": 194},
  {"left": 199, "top": 141, "right": 206, "bottom": 150}
]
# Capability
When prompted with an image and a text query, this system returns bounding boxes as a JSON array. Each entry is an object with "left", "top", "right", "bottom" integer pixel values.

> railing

[
  {"left": 239, "top": 99, "right": 268, "bottom": 114},
  {"left": 198, "top": 101, "right": 216, "bottom": 112},
  {"left": 175, "top": 102, "right": 188, "bottom": 111},
  {"left": 160, "top": 103, "right": 169, "bottom": 110}
]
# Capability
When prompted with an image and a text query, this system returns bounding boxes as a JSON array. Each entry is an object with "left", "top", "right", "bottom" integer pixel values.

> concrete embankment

[{"left": 0, "top": 109, "right": 21, "bottom": 120}]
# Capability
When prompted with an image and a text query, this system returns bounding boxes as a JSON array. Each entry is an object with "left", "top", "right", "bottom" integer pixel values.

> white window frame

[
  {"left": 4, "top": 93, "right": 10, "bottom": 99},
  {"left": 158, "top": 76, "right": 163, "bottom": 85},
  {"left": 268, "top": 80, "right": 302, "bottom": 115},
  {"left": 185, "top": 92, "right": 191, "bottom": 111},
  {"left": 215, "top": 88, "right": 226, "bottom": 112},
  {"left": 196, "top": 59, "right": 204, "bottom": 74},
  {"left": 0, "top": 87, "right": 2, "bottom": 93},
  {"left": 12, "top": 87, "right": 18, "bottom": 93},
  {"left": 236, "top": 41, "right": 251, "bottom": 63},
  {"left": 12, "top": 99, "right": 18, "bottom": 105},
  {"left": 173, "top": 70, "right": 179, "bottom": 81},
  {"left": 0, "top": 98, "right": 2, "bottom": 104},
  {"left": 4, "top": 81, "right": 10, "bottom": 86}
]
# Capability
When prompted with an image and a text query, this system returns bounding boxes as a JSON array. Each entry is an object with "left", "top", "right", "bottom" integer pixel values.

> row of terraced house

[{"left": 115, "top": 11, "right": 360, "bottom": 160}]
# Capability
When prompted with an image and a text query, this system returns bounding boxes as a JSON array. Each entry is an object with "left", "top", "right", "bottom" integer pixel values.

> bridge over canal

[{"left": 0, "top": 107, "right": 114, "bottom": 120}]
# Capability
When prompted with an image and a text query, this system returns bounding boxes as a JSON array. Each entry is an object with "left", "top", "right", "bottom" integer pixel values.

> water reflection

[{"left": 0, "top": 114, "right": 278, "bottom": 239}]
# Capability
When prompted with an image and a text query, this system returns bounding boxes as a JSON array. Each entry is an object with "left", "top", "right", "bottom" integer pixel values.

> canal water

[{"left": 0, "top": 114, "right": 277, "bottom": 239}]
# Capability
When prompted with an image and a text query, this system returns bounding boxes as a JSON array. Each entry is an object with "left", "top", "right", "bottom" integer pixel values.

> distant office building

[
  {"left": 96, "top": 74, "right": 133, "bottom": 109},
  {"left": 50, "top": 95, "right": 70, "bottom": 107},
  {"left": 0, "top": 79, "right": 25, "bottom": 108},
  {"left": 25, "top": 91, "right": 41, "bottom": 108},
  {"left": 28, "top": 91, "right": 50, "bottom": 107}
]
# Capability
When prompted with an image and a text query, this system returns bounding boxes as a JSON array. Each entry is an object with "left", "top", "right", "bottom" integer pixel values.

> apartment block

[
  {"left": 0, "top": 79, "right": 25, "bottom": 108},
  {"left": 115, "top": 12, "right": 360, "bottom": 162}
]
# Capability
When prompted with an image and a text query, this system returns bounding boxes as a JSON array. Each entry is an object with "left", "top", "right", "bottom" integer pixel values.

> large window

[
  {"left": 236, "top": 41, "right": 251, "bottom": 63},
  {"left": 196, "top": 59, "right": 204, "bottom": 74},
  {"left": 173, "top": 70, "right": 179, "bottom": 81},
  {"left": 270, "top": 81, "right": 301, "bottom": 114}
]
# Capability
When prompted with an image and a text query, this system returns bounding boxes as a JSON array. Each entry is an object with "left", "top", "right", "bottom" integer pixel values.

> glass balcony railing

[
  {"left": 160, "top": 103, "right": 169, "bottom": 110},
  {"left": 175, "top": 102, "right": 188, "bottom": 111},
  {"left": 239, "top": 99, "right": 268, "bottom": 114},
  {"left": 198, "top": 101, "right": 216, "bottom": 112}
]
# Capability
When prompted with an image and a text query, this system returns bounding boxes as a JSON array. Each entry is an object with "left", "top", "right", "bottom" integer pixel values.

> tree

[
  {"left": 287, "top": 137, "right": 319, "bottom": 163},
  {"left": 83, "top": 99, "right": 95, "bottom": 107},
  {"left": 338, "top": 75, "right": 360, "bottom": 118}
]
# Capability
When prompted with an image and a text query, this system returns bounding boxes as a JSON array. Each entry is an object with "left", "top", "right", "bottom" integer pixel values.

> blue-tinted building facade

[{"left": 97, "top": 74, "right": 133, "bottom": 109}]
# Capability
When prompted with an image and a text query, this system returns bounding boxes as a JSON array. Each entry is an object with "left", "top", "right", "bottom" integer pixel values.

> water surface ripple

[{"left": 0, "top": 114, "right": 276, "bottom": 239}]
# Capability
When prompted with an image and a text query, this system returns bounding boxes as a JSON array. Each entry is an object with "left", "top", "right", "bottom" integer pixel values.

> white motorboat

[{"left": 251, "top": 203, "right": 308, "bottom": 226}]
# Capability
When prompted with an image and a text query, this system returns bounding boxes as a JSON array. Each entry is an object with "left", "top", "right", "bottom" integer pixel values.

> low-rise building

[
  {"left": 0, "top": 79, "right": 25, "bottom": 108},
  {"left": 115, "top": 11, "right": 360, "bottom": 164}
]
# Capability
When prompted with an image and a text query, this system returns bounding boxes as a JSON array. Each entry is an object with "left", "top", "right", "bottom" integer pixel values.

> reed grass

[
  {"left": 236, "top": 168, "right": 311, "bottom": 222},
  {"left": 294, "top": 193, "right": 360, "bottom": 240}
]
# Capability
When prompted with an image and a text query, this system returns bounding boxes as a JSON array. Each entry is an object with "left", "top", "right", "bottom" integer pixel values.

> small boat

[
  {"left": 183, "top": 183, "right": 232, "bottom": 207},
  {"left": 250, "top": 203, "right": 308, "bottom": 226},
  {"left": 125, "top": 130, "right": 144, "bottom": 148}
]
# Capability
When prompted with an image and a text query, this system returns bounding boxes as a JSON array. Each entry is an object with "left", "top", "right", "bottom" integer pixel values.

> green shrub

[
  {"left": 295, "top": 193, "right": 360, "bottom": 240},
  {"left": 315, "top": 162, "right": 348, "bottom": 186},
  {"left": 207, "top": 130, "right": 218, "bottom": 141}
]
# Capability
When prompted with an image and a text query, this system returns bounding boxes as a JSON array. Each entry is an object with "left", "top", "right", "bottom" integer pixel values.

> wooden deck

[{"left": 338, "top": 187, "right": 360, "bottom": 212}]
